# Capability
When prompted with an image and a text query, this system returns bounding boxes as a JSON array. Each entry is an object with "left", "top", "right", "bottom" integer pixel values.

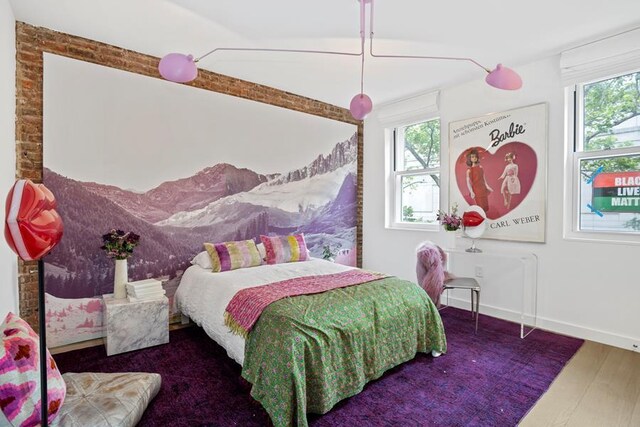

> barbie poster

[{"left": 449, "top": 103, "right": 547, "bottom": 242}]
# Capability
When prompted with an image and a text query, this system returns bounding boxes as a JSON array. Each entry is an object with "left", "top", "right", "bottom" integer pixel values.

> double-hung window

[
  {"left": 389, "top": 118, "right": 441, "bottom": 228},
  {"left": 566, "top": 68, "right": 640, "bottom": 242}
]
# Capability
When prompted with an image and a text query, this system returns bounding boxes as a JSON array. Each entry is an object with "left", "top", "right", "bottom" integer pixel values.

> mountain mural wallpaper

[{"left": 43, "top": 54, "right": 359, "bottom": 347}]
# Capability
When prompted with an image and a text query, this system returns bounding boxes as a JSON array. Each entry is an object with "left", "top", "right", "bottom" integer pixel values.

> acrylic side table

[
  {"left": 444, "top": 248, "right": 538, "bottom": 338},
  {"left": 103, "top": 295, "right": 169, "bottom": 356}
]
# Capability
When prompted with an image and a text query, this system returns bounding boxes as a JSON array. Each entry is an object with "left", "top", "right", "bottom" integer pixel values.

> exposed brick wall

[{"left": 15, "top": 22, "right": 364, "bottom": 331}]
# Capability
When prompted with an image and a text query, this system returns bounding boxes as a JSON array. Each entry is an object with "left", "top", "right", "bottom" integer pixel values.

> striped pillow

[
  {"left": 260, "top": 234, "right": 309, "bottom": 265},
  {"left": 204, "top": 240, "right": 262, "bottom": 272}
]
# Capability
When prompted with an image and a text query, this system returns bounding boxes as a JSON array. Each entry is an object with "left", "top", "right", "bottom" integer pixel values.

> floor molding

[{"left": 445, "top": 296, "right": 640, "bottom": 353}]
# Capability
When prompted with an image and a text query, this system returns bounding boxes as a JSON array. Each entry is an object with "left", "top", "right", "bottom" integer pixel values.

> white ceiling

[{"left": 9, "top": 0, "right": 640, "bottom": 109}]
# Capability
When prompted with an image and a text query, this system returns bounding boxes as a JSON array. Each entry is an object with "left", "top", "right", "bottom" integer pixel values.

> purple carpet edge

[{"left": 54, "top": 307, "right": 584, "bottom": 426}]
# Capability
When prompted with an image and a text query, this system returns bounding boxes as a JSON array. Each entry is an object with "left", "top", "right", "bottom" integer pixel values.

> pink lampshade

[
  {"left": 349, "top": 93, "right": 373, "bottom": 120},
  {"left": 158, "top": 53, "right": 198, "bottom": 83},
  {"left": 485, "top": 64, "right": 522, "bottom": 90}
]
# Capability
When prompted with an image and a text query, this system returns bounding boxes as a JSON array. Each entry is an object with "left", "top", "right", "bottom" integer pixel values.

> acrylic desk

[{"left": 444, "top": 248, "right": 538, "bottom": 338}]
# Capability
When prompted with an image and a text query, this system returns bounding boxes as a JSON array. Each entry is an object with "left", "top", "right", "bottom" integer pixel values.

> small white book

[
  {"left": 128, "top": 289, "right": 166, "bottom": 298},
  {"left": 127, "top": 294, "right": 166, "bottom": 303},
  {"left": 128, "top": 278, "right": 162, "bottom": 286},
  {"left": 127, "top": 284, "right": 163, "bottom": 293},
  {"left": 126, "top": 278, "right": 162, "bottom": 290},
  {"left": 126, "top": 284, "right": 162, "bottom": 293}
]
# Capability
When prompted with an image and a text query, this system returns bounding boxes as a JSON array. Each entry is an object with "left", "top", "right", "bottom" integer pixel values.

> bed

[{"left": 175, "top": 258, "right": 446, "bottom": 427}]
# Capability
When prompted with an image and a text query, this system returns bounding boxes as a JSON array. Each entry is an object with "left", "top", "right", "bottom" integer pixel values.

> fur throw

[{"left": 416, "top": 241, "right": 447, "bottom": 307}]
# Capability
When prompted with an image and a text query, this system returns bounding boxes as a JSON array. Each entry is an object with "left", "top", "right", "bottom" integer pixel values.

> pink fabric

[
  {"left": 416, "top": 242, "right": 447, "bottom": 307},
  {"left": 0, "top": 313, "right": 66, "bottom": 426},
  {"left": 225, "top": 270, "right": 385, "bottom": 336},
  {"left": 260, "top": 234, "right": 309, "bottom": 264}
]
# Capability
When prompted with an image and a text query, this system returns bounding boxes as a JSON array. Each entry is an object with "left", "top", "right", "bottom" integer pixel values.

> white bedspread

[{"left": 174, "top": 258, "right": 354, "bottom": 365}]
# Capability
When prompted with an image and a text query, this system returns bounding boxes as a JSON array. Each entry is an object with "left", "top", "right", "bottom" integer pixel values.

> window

[
  {"left": 389, "top": 118, "right": 441, "bottom": 227},
  {"left": 567, "top": 69, "right": 640, "bottom": 241}
]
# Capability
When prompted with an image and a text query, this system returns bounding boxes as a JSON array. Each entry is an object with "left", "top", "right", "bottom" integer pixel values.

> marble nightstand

[{"left": 103, "top": 295, "right": 169, "bottom": 356}]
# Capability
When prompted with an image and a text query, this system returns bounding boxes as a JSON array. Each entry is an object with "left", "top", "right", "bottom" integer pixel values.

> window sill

[
  {"left": 563, "top": 230, "right": 640, "bottom": 246},
  {"left": 386, "top": 222, "right": 440, "bottom": 232}
]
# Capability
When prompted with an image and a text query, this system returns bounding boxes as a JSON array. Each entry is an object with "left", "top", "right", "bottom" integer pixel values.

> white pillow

[
  {"left": 190, "top": 251, "right": 213, "bottom": 270},
  {"left": 256, "top": 242, "right": 266, "bottom": 261}
]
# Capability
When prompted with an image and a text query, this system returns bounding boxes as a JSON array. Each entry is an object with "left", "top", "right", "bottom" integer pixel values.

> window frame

[
  {"left": 386, "top": 116, "right": 442, "bottom": 231},
  {"left": 563, "top": 68, "right": 640, "bottom": 244}
]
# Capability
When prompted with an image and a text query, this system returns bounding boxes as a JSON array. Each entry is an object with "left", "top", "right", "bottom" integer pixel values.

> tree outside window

[
  {"left": 394, "top": 118, "right": 441, "bottom": 225},
  {"left": 576, "top": 70, "right": 640, "bottom": 233}
]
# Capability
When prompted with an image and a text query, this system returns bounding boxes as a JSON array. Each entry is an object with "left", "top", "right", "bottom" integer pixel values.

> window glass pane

[
  {"left": 579, "top": 156, "right": 640, "bottom": 233},
  {"left": 582, "top": 71, "right": 640, "bottom": 152},
  {"left": 398, "top": 119, "right": 440, "bottom": 171},
  {"left": 400, "top": 174, "right": 440, "bottom": 223}
]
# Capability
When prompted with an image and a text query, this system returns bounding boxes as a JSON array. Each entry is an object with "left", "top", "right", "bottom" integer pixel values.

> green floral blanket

[{"left": 242, "top": 276, "right": 447, "bottom": 427}]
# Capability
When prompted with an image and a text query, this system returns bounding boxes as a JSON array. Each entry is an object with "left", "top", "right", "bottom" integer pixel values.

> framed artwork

[{"left": 449, "top": 103, "right": 547, "bottom": 243}]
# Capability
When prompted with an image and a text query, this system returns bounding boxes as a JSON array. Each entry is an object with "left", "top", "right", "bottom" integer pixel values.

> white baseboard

[{"left": 444, "top": 296, "right": 640, "bottom": 353}]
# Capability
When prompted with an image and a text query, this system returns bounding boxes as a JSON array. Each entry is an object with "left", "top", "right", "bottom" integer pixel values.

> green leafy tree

[
  {"left": 402, "top": 205, "right": 417, "bottom": 222},
  {"left": 403, "top": 119, "right": 441, "bottom": 186},
  {"left": 581, "top": 71, "right": 640, "bottom": 177},
  {"left": 624, "top": 217, "right": 640, "bottom": 231},
  {"left": 398, "top": 120, "right": 440, "bottom": 223},
  {"left": 581, "top": 71, "right": 640, "bottom": 231}
]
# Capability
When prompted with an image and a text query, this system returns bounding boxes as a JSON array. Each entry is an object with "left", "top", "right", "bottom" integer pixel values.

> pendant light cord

[
  {"left": 192, "top": 0, "right": 492, "bottom": 84},
  {"left": 367, "top": 0, "right": 491, "bottom": 73},
  {"left": 359, "top": 0, "right": 366, "bottom": 95}
]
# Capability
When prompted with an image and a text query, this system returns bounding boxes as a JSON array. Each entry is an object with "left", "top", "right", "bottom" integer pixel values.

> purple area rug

[{"left": 54, "top": 308, "right": 583, "bottom": 426}]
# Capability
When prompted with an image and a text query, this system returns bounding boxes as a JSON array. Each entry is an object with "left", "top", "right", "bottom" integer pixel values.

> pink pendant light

[
  {"left": 158, "top": 53, "right": 198, "bottom": 83},
  {"left": 349, "top": 0, "right": 372, "bottom": 120},
  {"left": 157, "top": 0, "right": 522, "bottom": 119},
  {"left": 485, "top": 64, "right": 522, "bottom": 90},
  {"left": 349, "top": 94, "right": 373, "bottom": 120}
]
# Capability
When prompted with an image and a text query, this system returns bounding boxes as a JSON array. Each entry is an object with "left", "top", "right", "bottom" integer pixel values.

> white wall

[
  {"left": 0, "top": 1, "right": 17, "bottom": 318},
  {"left": 363, "top": 56, "right": 640, "bottom": 351}
]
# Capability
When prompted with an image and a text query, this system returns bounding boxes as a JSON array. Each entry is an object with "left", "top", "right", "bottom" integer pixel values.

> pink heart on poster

[{"left": 454, "top": 142, "right": 537, "bottom": 220}]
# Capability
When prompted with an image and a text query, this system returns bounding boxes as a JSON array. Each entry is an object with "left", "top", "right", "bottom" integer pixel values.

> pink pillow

[
  {"left": 260, "top": 234, "right": 309, "bottom": 265},
  {"left": 0, "top": 313, "right": 66, "bottom": 426}
]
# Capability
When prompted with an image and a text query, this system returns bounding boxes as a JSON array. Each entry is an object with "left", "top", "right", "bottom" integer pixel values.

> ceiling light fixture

[{"left": 158, "top": 0, "right": 522, "bottom": 120}]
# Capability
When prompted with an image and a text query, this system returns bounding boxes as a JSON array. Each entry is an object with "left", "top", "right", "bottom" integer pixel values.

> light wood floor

[{"left": 520, "top": 341, "right": 640, "bottom": 426}]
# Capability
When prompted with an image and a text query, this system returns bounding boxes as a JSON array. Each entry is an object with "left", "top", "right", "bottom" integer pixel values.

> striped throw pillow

[
  {"left": 204, "top": 240, "right": 263, "bottom": 272},
  {"left": 260, "top": 234, "right": 309, "bottom": 265}
]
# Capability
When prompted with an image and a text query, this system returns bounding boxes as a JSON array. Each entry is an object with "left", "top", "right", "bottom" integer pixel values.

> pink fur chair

[
  {"left": 416, "top": 241, "right": 481, "bottom": 333},
  {"left": 415, "top": 241, "right": 447, "bottom": 307}
]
